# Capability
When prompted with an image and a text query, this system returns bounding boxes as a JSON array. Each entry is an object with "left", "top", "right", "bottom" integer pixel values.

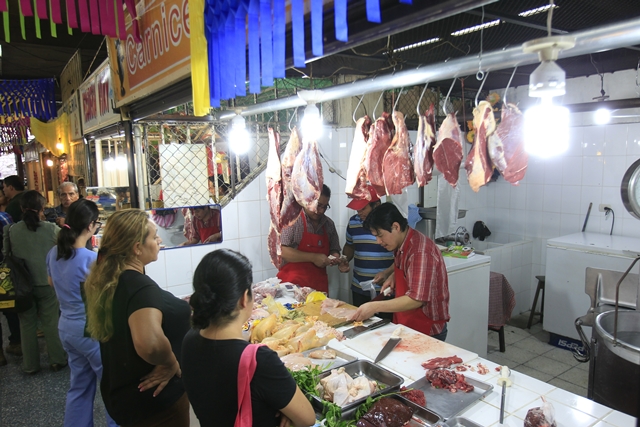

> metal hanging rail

[{"left": 218, "top": 16, "right": 640, "bottom": 121}]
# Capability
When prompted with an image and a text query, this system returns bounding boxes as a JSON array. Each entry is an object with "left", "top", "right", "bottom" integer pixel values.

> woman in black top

[
  {"left": 84, "top": 210, "right": 191, "bottom": 427},
  {"left": 182, "top": 249, "right": 315, "bottom": 427}
]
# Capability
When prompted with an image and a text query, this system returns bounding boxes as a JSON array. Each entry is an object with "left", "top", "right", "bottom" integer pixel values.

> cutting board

[
  {"left": 299, "top": 301, "right": 357, "bottom": 327},
  {"left": 344, "top": 323, "right": 477, "bottom": 381}
]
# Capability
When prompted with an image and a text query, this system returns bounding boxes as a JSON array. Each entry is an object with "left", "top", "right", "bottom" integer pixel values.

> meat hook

[
  {"left": 393, "top": 87, "right": 405, "bottom": 113},
  {"left": 503, "top": 66, "right": 518, "bottom": 106},
  {"left": 416, "top": 83, "right": 429, "bottom": 116},
  {"left": 288, "top": 107, "right": 298, "bottom": 131},
  {"left": 443, "top": 78, "right": 457, "bottom": 116},
  {"left": 353, "top": 95, "right": 365, "bottom": 124},
  {"left": 373, "top": 91, "right": 385, "bottom": 120},
  {"left": 474, "top": 70, "right": 490, "bottom": 107}
]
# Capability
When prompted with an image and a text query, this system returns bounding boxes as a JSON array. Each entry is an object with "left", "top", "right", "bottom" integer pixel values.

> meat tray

[
  {"left": 301, "top": 345, "right": 357, "bottom": 372},
  {"left": 404, "top": 376, "right": 493, "bottom": 421},
  {"left": 309, "top": 360, "right": 404, "bottom": 414},
  {"left": 339, "top": 393, "right": 443, "bottom": 426},
  {"left": 442, "top": 417, "right": 484, "bottom": 427}
]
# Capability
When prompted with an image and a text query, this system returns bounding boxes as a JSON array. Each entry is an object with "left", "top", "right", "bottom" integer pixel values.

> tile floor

[{"left": 485, "top": 312, "right": 589, "bottom": 398}]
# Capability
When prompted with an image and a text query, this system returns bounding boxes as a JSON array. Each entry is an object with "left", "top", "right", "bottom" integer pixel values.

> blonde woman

[{"left": 84, "top": 210, "right": 191, "bottom": 427}]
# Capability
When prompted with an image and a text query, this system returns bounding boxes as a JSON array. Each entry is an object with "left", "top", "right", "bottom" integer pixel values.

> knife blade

[
  {"left": 342, "top": 318, "right": 391, "bottom": 339},
  {"left": 374, "top": 326, "right": 403, "bottom": 363}
]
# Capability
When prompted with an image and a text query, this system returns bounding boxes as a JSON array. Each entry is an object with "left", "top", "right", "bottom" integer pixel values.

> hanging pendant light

[
  {"left": 298, "top": 90, "right": 324, "bottom": 141},
  {"left": 229, "top": 113, "right": 251, "bottom": 155}
]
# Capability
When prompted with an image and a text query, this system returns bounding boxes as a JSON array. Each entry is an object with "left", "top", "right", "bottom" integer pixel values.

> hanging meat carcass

[
  {"left": 382, "top": 111, "right": 415, "bottom": 195},
  {"left": 267, "top": 223, "right": 282, "bottom": 268},
  {"left": 364, "top": 112, "right": 394, "bottom": 198},
  {"left": 345, "top": 116, "right": 372, "bottom": 200},
  {"left": 433, "top": 111, "right": 464, "bottom": 187},
  {"left": 280, "top": 128, "right": 303, "bottom": 229},
  {"left": 488, "top": 103, "right": 528, "bottom": 185},
  {"left": 413, "top": 104, "right": 436, "bottom": 187},
  {"left": 266, "top": 128, "right": 282, "bottom": 230},
  {"left": 465, "top": 100, "right": 496, "bottom": 192},
  {"left": 292, "top": 138, "right": 324, "bottom": 213}
]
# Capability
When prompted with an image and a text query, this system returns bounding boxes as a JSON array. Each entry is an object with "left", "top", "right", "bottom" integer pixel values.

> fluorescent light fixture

[
  {"left": 594, "top": 108, "right": 611, "bottom": 125},
  {"left": 524, "top": 98, "right": 570, "bottom": 158},
  {"left": 518, "top": 4, "right": 557, "bottom": 18},
  {"left": 451, "top": 19, "right": 500, "bottom": 37},
  {"left": 300, "top": 103, "right": 323, "bottom": 141},
  {"left": 229, "top": 114, "right": 250, "bottom": 155},
  {"left": 393, "top": 38, "right": 441, "bottom": 53}
]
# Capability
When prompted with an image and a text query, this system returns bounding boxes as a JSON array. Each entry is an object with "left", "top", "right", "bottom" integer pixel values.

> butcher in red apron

[
  {"left": 277, "top": 185, "right": 342, "bottom": 293},
  {"left": 350, "top": 203, "right": 450, "bottom": 341},
  {"left": 181, "top": 206, "right": 222, "bottom": 246}
]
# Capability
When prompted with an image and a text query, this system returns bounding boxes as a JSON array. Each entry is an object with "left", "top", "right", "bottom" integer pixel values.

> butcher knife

[
  {"left": 342, "top": 318, "right": 391, "bottom": 339},
  {"left": 374, "top": 326, "right": 403, "bottom": 363}
]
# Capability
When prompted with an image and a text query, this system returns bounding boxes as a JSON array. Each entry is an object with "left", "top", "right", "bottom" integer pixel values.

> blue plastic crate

[{"left": 548, "top": 332, "right": 585, "bottom": 353}]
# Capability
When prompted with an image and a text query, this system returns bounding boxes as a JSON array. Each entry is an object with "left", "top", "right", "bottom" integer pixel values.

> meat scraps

[
  {"left": 488, "top": 103, "right": 528, "bottom": 185},
  {"left": 413, "top": 105, "right": 435, "bottom": 187},
  {"left": 465, "top": 100, "right": 496, "bottom": 192},
  {"left": 382, "top": 111, "right": 415, "bottom": 195},
  {"left": 524, "top": 398, "right": 557, "bottom": 427},
  {"left": 356, "top": 397, "right": 414, "bottom": 427},
  {"left": 425, "top": 368, "right": 474, "bottom": 393},
  {"left": 279, "top": 127, "right": 303, "bottom": 229},
  {"left": 267, "top": 223, "right": 282, "bottom": 268},
  {"left": 400, "top": 386, "right": 426, "bottom": 407},
  {"left": 346, "top": 116, "right": 373, "bottom": 200},
  {"left": 293, "top": 286, "right": 315, "bottom": 302},
  {"left": 364, "top": 113, "right": 394, "bottom": 198},
  {"left": 292, "top": 138, "right": 324, "bottom": 213},
  {"left": 421, "top": 355, "right": 463, "bottom": 370},
  {"left": 433, "top": 111, "right": 464, "bottom": 187}
]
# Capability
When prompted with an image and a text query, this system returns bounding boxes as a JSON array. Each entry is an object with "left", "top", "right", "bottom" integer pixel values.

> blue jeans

[{"left": 431, "top": 324, "right": 448, "bottom": 342}]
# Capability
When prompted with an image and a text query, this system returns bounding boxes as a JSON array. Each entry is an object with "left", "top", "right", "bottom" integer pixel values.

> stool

[
  {"left": 527, "top": 275, "right": 546, "bottom": 329},
  {"left": 488, "top": 326, "right": 506, "bottom": 352}
]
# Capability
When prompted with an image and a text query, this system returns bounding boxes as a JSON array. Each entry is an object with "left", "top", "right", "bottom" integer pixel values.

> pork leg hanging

[
  {"left": 488, "top": 103, "right": 528, "bottom": 185},
  {"left": 413, "top": 104, "right": 436, "bottom": 187},
  {"left": 266, "top": 128, "right": 282, "bottom": 230},
  {"left": 345, "top": 116, "right": 372, "bottom": 199},
  {"left": 279, "top": 128, "right": 303, "bottom": 228},
  {"left": 364, "top": 112, "right": 394, "bottom": 198},
  {"left": 291, "top": 138, "right": 324, "bottom": 213},
  {"left": 465, "top": 100, "right": 496, "bottom": 192},
  {"left": 382, "top": 111, "right": 415, "bottom": 195},
  {"left": 433, "top": 111, "right": 464, "bottom": 187}
]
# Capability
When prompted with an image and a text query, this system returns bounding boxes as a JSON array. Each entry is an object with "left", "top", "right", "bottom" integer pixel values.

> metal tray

[
  {"left": 405, "top": 375, "right": 493, "bottom": 421},
  {"left": 339, "top": 394, "right": 443, "bottom": 426},
  {"left": 310, "top": 360, "right": 404, "bottom": 413},
  {"left": 442, "top": 416, "right": 484, "bottom": 427},
  {"left": 301, "top": 345, "right": 357, "bottom": 372}
]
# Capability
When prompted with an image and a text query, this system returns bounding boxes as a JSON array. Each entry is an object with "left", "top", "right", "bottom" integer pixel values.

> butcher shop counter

[{"left": 323, "top": 331, "right": 635, "bottom": 427}]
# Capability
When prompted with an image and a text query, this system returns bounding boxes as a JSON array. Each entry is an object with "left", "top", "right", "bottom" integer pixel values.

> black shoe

[
  {"left": 6, "top": 343, "right": 22, "bottom": 356},
  {"left": 22, "top": 367, "right": 41, "bottom": 375},
  {"left": 50, "top": 363, "right": 68, "bottom": 372}
]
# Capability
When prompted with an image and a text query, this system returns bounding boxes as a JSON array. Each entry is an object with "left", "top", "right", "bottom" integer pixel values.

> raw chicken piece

[
  {"left": 320, "top": 298, "right": 344, "bottom": 313},
  {"left": 308, "top": 349, "right": 337, "bottom": 359},
  {"left": 413, "top": 104, "right": 436, "bottom": 187},
  {"left": 280, "top": 353, "right": 315, "bottom": 371},
  {"left": 280, "top": 128, "right": 303, "bottom": 228},
  {"left": 488, "top": 103, "right": 528, "bottom": 185},
  {"left": 433, "top": 112, "right": 464, "bottom": 187},
  {"left": 382, "top": 111, "right": 415, "bottom": 195},
  {"left": 266, "top": 128, "right": 282, "bottom": 231},
  {"left": 271, "top": 323, "right": 301, "bottom": 340},
  {"left": 250, "top": 313, "right": 277, "bottom": 343},
  {"left": 319, "top": 367, "right": 378, "bottom": 407},
  {"left": 322, "top": 306, "right": 358, "bottom": 320},
  {"left": 465, "top": 101, "right": 496, "bottom": 192},
  {"left": 267, "top": 223, "right": 282, "bottom": 268},
  {"left": 292, "top": 138, "right": 324, "bottom": 213},
  {"left": 345, "top": 116, "right": 372, "bottom": 199},
  {"left": 364, "top": 113, "right": 394, "bottom": 198}
]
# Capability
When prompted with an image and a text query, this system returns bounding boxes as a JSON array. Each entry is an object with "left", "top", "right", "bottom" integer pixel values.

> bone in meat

[
  {"left": 364, "top": 112, "right": 394, "bottom": 198},
  {"left": 433, "top": 112, "right": 464, "bottom": 187},
  {"left": 465, "top": 100, "right": 496, "bottom": 192},
  {"left": 488, "top": 103, "right": 528, "bottom": 185},
  {"left": 345, "top": 116, "right": 373, "bottom": 199},
  {"left": 267, "top": 223, "right": 282, "bottom": 268},
  {"left": 413, "top": 104, "right": 436, "bottom": 187},
  {"left": 279, "top": 127, "right": 303, "bottom": 229},
  {"left": 383, "top": 111, "right": 415, "bottom": 195},
  {"left": 292, "top": 138, "right": 324, "bottom": 213},
  {"left": 266, "top": 128, "right": 282, "bottom": 230}
]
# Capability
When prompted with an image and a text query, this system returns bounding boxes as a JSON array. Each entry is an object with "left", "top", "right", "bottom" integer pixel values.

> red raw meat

[
  {"left": 292, "top": 138, "right": 323, "bottom": 213},
  {"left": 364, "top": 113, "right": 394, "bottom": 198},
  {"left": 345, "top": 116, "right": 372, "bottom": 199},
  {"left": 400, "top": 386, "right": 426, "bottom": 407},
  {"left": 356, "top": 397, "right": 414, "bottom": 427},
  {"left": 488, "top": 103, "right": 528, "bottom": 185},
  {"left": 279, "top": 128, "right": 303, "bottom": 229},
  {"left": 465, "top": 100, "right": 496, "bottom": 192},
  {"left": 425, "top": 368, "right": 474, "bottom": 393},
  {"left": 267, "top": 223, "right": 281, "bottom": 268},
  {"left": 421, "top": 355, "right": 463, "bottom": 370},
  {"left": 266, "top": 128, "right": 282, "bottom": 231},
  {"left": 413, "top": 104, "right": 436, "bottom": 187},
  {"left": 382, "top": 111, "right": 415, "bottom": 195},
  {"left": 433, "top": 112, "right": 464, "bottom": 187}
]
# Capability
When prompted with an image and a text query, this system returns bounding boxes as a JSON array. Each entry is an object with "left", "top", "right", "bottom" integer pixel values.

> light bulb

[
  {"left": 300, "top": 103, "right": 322, "bottom": 141},
  {"left": 594, "top": 108, "right": 611, "bottom": 125},
  {"left": 46, "top": 159, "right": 54, "bottom": 167},
  {"left": 105, "top": 158, "right": 116, "bottom": 171},
  {"left": 229, "top": 114, "right": 250, "bottom": 154},
  {"left": 116, "top": 156, "right": 128, "bottom": 170},
  {"left": 524, "top": 97, "right": 570, "bottom": 158},
  {"left": 528, "top": 60, "right": 566, "bottom": 98},
  {"left": 56, "top": 142, "right": 64, "bottom": 150}
]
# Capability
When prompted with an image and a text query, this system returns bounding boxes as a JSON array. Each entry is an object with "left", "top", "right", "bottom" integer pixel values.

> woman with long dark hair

[
  {"left": 2, "top": 190, "right": 66, "bottom": 373},
  {"left": 46, "top": 199, "right": 117, "bottom": 427},
  {"left": 182, "top": 249, "right": 315, "bottom": 427}
]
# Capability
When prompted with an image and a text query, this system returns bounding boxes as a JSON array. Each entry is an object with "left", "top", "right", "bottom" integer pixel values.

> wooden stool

[
  {"left": 527, "top": 275, "right": 546, "bottom": 329},
  {"left": 488, "top": 326, "right": 506, "bottom": 352}
]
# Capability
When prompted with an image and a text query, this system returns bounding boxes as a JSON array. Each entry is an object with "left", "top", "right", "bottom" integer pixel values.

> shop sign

[
  {"left": 80, "top": 60, "right": 121, "bottom": 134},
  {"left": 62, "top": 91, "right": 83, "bottom": 142},
  {"left": 106, "top": 0, "right": 191, "bottom": 108}
]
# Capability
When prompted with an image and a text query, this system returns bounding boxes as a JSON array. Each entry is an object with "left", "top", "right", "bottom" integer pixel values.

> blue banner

[
  {"left": 0, "top": 78, "right": 56, "bottom": 121},
  {"left": 311, "top": 0, "right": 322, "bottom": 56},
  {"left": 366, "top": 0, "right": 381, "bottom": 23},
  {"left": 248, "top": 0, "right": 260, "bottom": 94},
  {"left": 234, "top": 1, "right": 247, "bottom": 96},
  {"left": 260, "top": 0, "right": 273, "bottom": 87},
  {"left": 335, "top": 0, "right": 347, "bottom": 42},
  {"left": 291, "top": 0, "right": 304, "bottom": 68},
  {"left": 272, "top": 0, "right": 285, "bottom": 78}
]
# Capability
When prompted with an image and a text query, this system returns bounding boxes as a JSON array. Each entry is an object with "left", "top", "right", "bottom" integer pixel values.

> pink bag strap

[{"left": 234, "top": 344, "right": 265, "bottom": 427}]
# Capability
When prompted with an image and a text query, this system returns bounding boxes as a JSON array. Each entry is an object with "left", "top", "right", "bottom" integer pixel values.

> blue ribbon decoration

[
  {"left": 224, "top": 8, "right": 236, "bottom": 100},
  {"left": 366, "top": 0, "right": 381, "bottom": 23},
  {"left": 311, "top": 0, "right": 322, "bottom": 56},
  {"left": 291, "top": 0, "right": 304, "bottom": 68},
  {"left": 248, "top": 0, "right": 260, "bottom": 94},
  {"left": 399, "top": 0, "right": 412, "bottom": 3},
  {"left": 235, "top": 1, "right": 247, "bottom": 96},
  {"left": 204, "top": 0, "right": 220, "bottom": 107},
  {"left": 272, "top": 0, "right": 285, "bottom": 78},
  {"left": 211, "top": 8, "right": 222, "bottom": 107},
  {"left": 259, "top": 0, "right": 273, "bottom": 87},
  {"left": 334, "top": 0, "right": 347, "bottom": 42}
]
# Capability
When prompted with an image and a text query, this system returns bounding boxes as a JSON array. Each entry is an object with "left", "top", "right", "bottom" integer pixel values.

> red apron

[
  {"left": 197, "top": 212, "right": 221, "bottom": 243},
  {"left": 277, "top": 214, "right": 330, "bottom": 292},
  {"left": 392, "top": 264, "right": 445, "bottom": 336}
]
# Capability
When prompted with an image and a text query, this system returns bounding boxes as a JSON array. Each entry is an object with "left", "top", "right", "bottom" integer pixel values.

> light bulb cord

[{"left": 547, "top": 0, "right": 555, "bottom": 37}]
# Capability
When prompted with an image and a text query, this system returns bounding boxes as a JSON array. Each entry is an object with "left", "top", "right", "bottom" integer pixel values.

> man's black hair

[
  {"left": 4, "top": 175, "right": 24, "bottom": 192},
  {"left": 321, "top": 184, "right": 331, "bottom": 198},
  {"left": 363, "top": 202, "right": 408, "bottom": 233}
]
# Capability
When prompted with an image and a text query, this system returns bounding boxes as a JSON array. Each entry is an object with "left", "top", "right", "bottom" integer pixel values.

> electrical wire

[
  {"left": 547, "top": 0, "right": 555, "bottom": 37},
  {"left": 317, "top": 146, "right": 346, "bottom": 180},
  {"left": 605, "top": 208, "right": 615, "bottom": 235}
]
